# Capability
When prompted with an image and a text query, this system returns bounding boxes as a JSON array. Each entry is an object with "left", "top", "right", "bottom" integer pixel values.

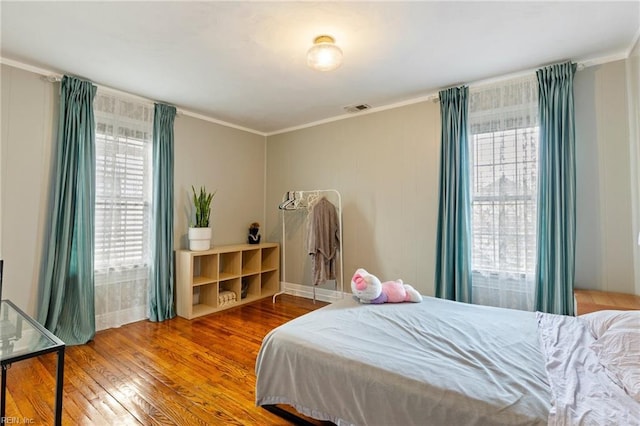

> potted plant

[{"left": 188, "top": 186, "right": 216, "bottom": 251}]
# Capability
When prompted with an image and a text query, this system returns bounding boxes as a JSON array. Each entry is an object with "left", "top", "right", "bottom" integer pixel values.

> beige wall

[
  {"left": 0, "top": 65, "right": 57, "bottom": 314},
  {"left": 574, "top": 60, "right": 636, "bottom": 294},
  {"left": 0, "top": 64, "right": 267, "bottom": 316},
  {"left": 173, "top": 115, "right": 266, "bottom": 249},
  {"left": 266, "top": 102, "right": 441, "bottom": 296},
  {"left": 627, "top": 39, "right": 640, "bottom": 294}
]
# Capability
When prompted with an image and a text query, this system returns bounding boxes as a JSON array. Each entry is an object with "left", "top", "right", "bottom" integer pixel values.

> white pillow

[
  {"left": 579, "top": 310, "right": 640, "bottom": 339},
  {"left": 590, "top": 328, "right": 640, "bottom": 403}
]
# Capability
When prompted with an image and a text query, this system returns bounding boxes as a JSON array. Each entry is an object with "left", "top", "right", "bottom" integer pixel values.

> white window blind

[
  {"left": 94, "top": 92, "right": 153, "bottom": 330},
  {"left": 469, "top": 76, "right": 539, "bottom": 311}
]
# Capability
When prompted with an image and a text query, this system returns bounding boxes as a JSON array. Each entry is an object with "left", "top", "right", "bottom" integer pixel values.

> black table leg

[
  {"left": 54, "top": 348, "right": 64, "bottom": 426},
  {"left": 1, "top": 364, "right": 6, "bottom": 421}
]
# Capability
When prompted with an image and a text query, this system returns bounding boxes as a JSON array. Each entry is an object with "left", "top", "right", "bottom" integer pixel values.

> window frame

[{"left": 93, "top": 93, "right": 154, "bottom": 273}]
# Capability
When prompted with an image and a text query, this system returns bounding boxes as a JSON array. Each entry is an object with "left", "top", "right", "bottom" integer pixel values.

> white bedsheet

[{"left": 537, "top": 312, "right": 640, "bottom": 425}]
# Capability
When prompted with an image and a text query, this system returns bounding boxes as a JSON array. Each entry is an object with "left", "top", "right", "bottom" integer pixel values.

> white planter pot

[{"left": 188, "top": 227, "right": 212, "bottom": 251}]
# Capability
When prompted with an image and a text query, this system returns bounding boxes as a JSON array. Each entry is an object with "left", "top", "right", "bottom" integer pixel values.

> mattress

[{"left": 255, "top": 296, "right": 551, "bottom": 426}]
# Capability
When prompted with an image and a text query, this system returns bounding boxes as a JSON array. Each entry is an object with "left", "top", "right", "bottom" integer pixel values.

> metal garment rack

[{"left": 273, "top": 189, "right": 344, "bottom": 303}]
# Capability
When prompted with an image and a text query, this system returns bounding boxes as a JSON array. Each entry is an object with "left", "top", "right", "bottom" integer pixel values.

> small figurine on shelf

[{"left": 248, "top": 222, "right": 261, "bottom": 244}]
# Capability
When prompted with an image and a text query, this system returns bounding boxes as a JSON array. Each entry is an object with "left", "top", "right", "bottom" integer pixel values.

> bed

[{"left": 255, "top": 295, "right": 640, "bottom": 426}]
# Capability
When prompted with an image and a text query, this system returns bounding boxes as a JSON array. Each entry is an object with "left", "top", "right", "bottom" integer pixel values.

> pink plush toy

[{"left": 351, "top": 268, "right": 422, "bottom": 304}]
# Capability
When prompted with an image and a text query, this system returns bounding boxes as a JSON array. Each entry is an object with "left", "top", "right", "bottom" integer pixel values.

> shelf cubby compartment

[
  {"left": 188, "top": 283, "right": 219, "bottom": 318},
  {"left": 220, "top": 277, "right": 241, "bottom": 297},
  {"left": 261, "top": 269, "right": 279, "bottom": 295},
  {"left": 199, "top": 283, "right": 220, "bottom": 307},
  {"left": 242, "top": 248, "right": 261, "bottom": 275},
  {"left": 241, "top": 273, "right": 261, "bottom": 301},
  {"left": 219, "top": 277, "right": 241, "bottom": 308},
  {"left": 193, "top": 254, "right": 218, "bottom": 285},
  {"left": 261, "top": 246, "right": 279, "bottom": 271},
  {"left": 219, "top": 251, "right": 241, "bottom": 280}
]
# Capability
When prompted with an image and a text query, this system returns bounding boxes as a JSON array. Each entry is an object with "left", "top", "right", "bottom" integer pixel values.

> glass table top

[{"left": 0, "top": 300, "right": 64, "bottom": 363}]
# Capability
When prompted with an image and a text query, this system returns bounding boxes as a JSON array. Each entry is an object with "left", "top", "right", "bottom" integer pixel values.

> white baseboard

[{"left": 278, "top": 281, "right": 349, "bottom": 303}]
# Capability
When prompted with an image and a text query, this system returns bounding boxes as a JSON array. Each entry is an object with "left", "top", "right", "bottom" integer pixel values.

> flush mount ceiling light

[{"left": 307, "top": 35, "right": 343, "bottom": 72}]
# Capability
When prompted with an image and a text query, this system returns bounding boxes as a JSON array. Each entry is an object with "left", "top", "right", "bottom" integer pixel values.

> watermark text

[{"left": 1, "top": 417, "right": 35, "bottom": 424}]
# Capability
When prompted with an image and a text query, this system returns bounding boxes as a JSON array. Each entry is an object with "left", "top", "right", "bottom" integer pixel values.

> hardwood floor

[{"left": 5, "top": 295, "right": 328, "bottom": 425}]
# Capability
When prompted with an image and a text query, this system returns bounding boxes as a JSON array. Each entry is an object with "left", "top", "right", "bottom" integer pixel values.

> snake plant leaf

[{"left": 191, "top": 185, "right": 216, "bottom": 228}]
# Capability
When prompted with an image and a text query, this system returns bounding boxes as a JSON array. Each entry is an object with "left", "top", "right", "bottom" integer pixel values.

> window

[
  {"left": 469, "top": 76, "right": 538, "bottom": 311},
  {"left": 93, "top": 92, "right": 154, "bottom": 330},
  {"left": 471, "top": 127, "right": 538, "bottom": 273}
]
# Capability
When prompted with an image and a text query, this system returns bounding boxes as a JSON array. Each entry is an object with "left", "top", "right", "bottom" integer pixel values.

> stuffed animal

[{"left": 351, "top": 268, "right": 422, "bottom": 304}]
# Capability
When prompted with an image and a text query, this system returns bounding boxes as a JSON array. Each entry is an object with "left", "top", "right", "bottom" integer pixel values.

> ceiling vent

[{"left": 343, "top": 104, "right": 371, "bottom": 113}]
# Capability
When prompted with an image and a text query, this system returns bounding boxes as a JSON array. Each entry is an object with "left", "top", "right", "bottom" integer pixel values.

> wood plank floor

[{"left": 5, "top": 295, "right": 328, "bottom": 425}]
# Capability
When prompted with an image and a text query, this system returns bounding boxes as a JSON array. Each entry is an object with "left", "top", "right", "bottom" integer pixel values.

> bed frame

[{"left": 262, "top": 404, "right": 334, "bottom": 426}]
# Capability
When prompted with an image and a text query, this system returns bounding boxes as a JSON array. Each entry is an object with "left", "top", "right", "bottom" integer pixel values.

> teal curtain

[
  {"left": 535, "top": 62, "right": 577, "bottom": 315},
  {"left": 38, "top": 76, "right": 96, "bottom": 345},
  {"left": 434, "top": 86, "right": 473, "bottom": 303},
  {"left": 148, "top": 103, "right": 177, "bottom": 322}
]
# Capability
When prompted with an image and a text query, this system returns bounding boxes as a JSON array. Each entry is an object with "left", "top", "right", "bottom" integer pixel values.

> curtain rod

[
  {"left": 42, "top": 74, "right": 174, "bottom": 108},
  {"left": 428, "top": 61, "right": 588, "bottom": 103},
  {"left": 38, "top": 72, "right": 266, "bottom": 135}
]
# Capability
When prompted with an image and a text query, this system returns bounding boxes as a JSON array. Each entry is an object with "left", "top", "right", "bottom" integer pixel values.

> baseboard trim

[{"left": 279, "top": 281, "right": 348, "bottom": 303}]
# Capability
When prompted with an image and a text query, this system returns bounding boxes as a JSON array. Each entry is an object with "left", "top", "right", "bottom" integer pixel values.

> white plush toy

[{"left": 351, "top": 268, "right": 422, "bottom": 304}]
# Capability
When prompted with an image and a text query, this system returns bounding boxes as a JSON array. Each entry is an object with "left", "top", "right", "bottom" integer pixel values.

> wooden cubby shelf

[{"left": 176, "top": 243, "right": 280, "bottom": 319}]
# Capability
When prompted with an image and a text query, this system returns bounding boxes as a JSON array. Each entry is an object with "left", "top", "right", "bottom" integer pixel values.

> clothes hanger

[
  {"left": 278, "top": 198, "right": 293, "bottom": 210},
  {"left": 278, "top": 191, "right": 296, "bottom": 210},
  {"left": 279, "top": 191, "right": 303, "bottom": 210}
]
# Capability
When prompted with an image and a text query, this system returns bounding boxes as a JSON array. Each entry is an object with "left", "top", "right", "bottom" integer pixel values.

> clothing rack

[{"left": 273, "top": 189, "right": 344, "bottom": 303}]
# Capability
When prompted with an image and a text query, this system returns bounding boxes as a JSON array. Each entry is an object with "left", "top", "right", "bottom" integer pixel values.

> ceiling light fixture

[{"left": 307, "top": 35, "right": 343, "bottom": 72}]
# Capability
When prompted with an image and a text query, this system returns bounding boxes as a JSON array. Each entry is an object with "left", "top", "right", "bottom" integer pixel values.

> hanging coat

[{"left": 307, "top": 197, "right": 340, "bottom": 285}]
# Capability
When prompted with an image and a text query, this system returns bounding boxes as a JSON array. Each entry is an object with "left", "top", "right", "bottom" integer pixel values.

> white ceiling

[{"left": 1, "top": 1, "right": 639, "bottom": 135}]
